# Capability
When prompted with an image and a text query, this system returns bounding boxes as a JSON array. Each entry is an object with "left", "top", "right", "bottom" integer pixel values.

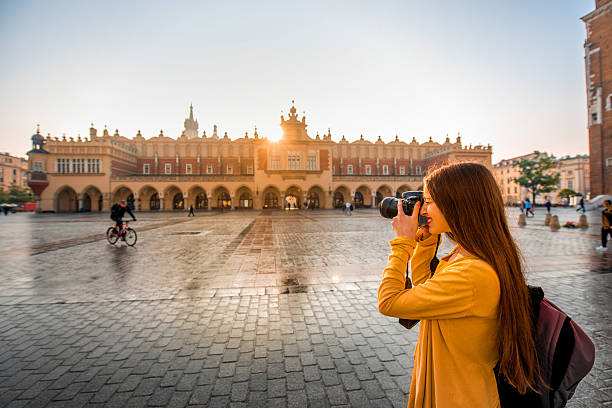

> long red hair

[{"left": 425, "top": 161, "right": 539, "bottom": 394}]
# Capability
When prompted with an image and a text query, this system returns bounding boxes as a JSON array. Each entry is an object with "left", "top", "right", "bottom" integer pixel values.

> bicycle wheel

[
  {"left": 125, "top": 228, "right": 137, "bottom": 246},
  {"left": 106, "top": 227, "right": 119, "bottom": 245}
]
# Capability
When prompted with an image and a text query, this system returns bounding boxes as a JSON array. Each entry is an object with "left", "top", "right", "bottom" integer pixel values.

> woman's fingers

[
  {"left": 411, "top": 201, "right": 421, "bottom": 223},
  {"left": 396, "top": 200, "right": 405, "bottom": 216}
]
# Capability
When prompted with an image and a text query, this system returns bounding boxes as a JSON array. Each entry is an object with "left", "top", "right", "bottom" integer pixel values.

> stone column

[
  {"left": 372, "top": 193, "right": 377, "bottom": 208},
  {"left": 159, "top": 192, "right": 165, "bottom": 211},
  {"left": 134, "top": 192, "right": 140, "bottom": 212},
  {"left": 207, "top": 193, "right": 212, "bottom": 210},
  {"left": 77, "top": 195, "right": 83, "bottom": 212},
  {"left": 230, "top": 191, "right": 235, "bottom": 210},
  {"left": 103, "top": 193, "right": 112, "bottom": 212},
  {"left": 183, "top": 192, "right": 189, "bottom": 211}
]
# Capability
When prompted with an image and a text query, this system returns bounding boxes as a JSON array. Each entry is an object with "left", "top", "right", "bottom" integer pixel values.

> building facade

[
  {"left": 493, "top": 153, "right": 590, "bottom": 205},
  {"left": 27, "top": 103, "right": 492, "bottom": 212},
  {"left": 582, "top": 0, "right": 612, "bottom": 196},
  {"left": 0, "top": 152, "right": 28, "bottom": 192}
]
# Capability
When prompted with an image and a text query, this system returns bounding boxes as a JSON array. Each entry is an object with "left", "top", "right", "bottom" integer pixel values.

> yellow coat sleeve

[
  {"left": 410, "top": 234, "right": 440, "bottom": 285},
  {"left": 378, "top": 238, "right": 494, "bottom": 320}
]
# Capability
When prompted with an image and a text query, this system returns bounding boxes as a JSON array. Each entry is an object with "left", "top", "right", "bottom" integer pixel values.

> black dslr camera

[{"left": 379, "top": 191, "right": 427, "bottom": 226}]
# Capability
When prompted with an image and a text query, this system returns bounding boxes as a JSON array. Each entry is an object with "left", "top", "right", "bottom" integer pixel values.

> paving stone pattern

[{"left": 0, "top": 208, "right": 610, "bottom": 407}]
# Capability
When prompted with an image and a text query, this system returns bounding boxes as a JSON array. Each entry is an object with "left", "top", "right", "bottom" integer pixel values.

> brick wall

[
  {"left": 111, "top": 160, "right": 137, "bottom": 176},
  {"left": 320, "top": 149, "right": 329, "bottom": 171},
  {"left": 585, "top": 5, "right": 612, "bottom": 194}
]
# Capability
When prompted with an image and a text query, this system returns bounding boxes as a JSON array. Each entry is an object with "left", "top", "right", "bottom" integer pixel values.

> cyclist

[{"left": 110, "top": 200, "right": 136, "bottom": 239}]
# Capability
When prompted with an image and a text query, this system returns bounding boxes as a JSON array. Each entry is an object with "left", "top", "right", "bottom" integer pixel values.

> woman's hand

[
  {"left": 391, "top": 201, "right": 421, "bottom": 240},
  {"left": 416, "top": 225, "right": 432, "bottom": 241}
]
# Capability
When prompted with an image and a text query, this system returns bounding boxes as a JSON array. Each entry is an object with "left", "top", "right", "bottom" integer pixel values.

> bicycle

[{"left": 106, "top": 220, "right": 137, "bottom": 246}]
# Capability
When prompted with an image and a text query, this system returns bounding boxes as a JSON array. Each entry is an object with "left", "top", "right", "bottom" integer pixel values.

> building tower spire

[{"left": 183, "top": 104, "right": 199, "bottom": 139}]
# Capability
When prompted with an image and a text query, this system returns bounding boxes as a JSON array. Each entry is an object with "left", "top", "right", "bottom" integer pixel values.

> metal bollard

[
  {"left": 518, "top": 213, "right": 526, "bottom": 227},
  {"left": 550, "top": 215, "right": 560, "bottom": 231}
]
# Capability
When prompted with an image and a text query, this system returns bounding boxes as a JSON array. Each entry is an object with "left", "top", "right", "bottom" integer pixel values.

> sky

[{"left": 0, "top": 0, "right": 595, "bottom": 163}]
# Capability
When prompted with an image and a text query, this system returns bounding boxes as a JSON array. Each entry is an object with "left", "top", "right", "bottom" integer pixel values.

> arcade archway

[
  {"left": 376, "top": 185, "right": 393, "bottom": 206},
  {"left": 236, "top": 186, "right": 254, "bottom": 209},
  {"left": 306, "top": 185, "right": 325, "bottom": 209},
  {"left": 284, "top": 185, "right": 302, "bottom": 210},
  {"left": 263, "top": 186, "right": 281, "bottom": 209},
  {"left": 355, "top": 185, "right": 372, "bottom": 208},
  {"left": 81, "top": 185, "right": 102, "bottom": 212},
  {"left": 333, "top": 186, "right": 351, "bottom": 208},
  {"left": 213, "top": 186, "right": 231, "bottom": 209},
  {"left": 139, "top": 185, "right": 159, "bottom": 211},
  {"left": 113, "top": 186, "right": 134, "bottom": 209},
  {"left": 189, "top": 186, "right": 208, "bottom": 210},
  {"left": 56, "top": 186, "right": 77, "bottom": 212}
]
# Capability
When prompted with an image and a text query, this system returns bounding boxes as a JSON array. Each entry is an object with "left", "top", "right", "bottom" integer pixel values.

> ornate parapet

[
  {"left": 332, "top": 175, "right": 423, "bottom": 183},
  {"left": 111, "top": 174, "right": 256, "bottom": 183}
]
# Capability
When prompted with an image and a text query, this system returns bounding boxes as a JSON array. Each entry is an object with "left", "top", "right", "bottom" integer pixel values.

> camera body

[{"left": 379, "top": 191, "right": 427, "bottom": 226}]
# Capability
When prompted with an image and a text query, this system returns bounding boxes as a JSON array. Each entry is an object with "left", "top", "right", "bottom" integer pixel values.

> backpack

[
  {"left": 110, "top": 203, "right": 122, "bottom": 221},
  {"left": 496, "top": 286, "right": 595, "bottom": 407}
]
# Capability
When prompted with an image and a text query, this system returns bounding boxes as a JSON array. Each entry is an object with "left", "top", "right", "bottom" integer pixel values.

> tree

[
  {"left": 7, "top": 185, "right": 34, "bottom": 204},
  {"left": 0, "top": 188, "right": 8, "bottom": 203},
  {"left": 513, "top": 151, "right": 560, "bottom": 203},
  {"left": 557, "top": 188, "right": 577, "bottom": 199}
]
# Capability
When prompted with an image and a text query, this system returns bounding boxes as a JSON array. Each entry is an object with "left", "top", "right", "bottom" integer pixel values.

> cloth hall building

[{"left": 27, "top": 103, "right": 492, "bottom": 212}]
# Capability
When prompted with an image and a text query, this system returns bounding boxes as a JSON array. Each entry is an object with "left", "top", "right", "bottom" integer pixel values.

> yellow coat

[{"left": 378, "top": 235, "right": 501, "bottom": 408}]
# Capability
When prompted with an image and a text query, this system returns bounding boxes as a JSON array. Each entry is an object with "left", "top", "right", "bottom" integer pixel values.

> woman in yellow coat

[{"left": 378, "top": 162, "right": 540, "bottom": 407}]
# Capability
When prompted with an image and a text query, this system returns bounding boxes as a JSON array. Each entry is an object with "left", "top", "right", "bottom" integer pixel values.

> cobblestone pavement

[{"left": 0, "top": 208, "right": 610, "bottom": 407}]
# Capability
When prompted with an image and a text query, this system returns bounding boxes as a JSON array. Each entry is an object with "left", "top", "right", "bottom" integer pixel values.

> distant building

[
  {"left": 26, "top": 102, "right": 492, "bottom": 212},
  {"left": 493, "top": 153, "right": 534, "bottom": 205},
  {"left": 554, "top": 155, "right": 590, "bottom": 199},
  {"left": 493, "top": 153, "right": 589, "bottom": 205},
  {"left": 0, "top": 152, "right": 28, "bottom": 192},
  {"left": 582, "top": 0, "right": 612, "bottom": 195}
]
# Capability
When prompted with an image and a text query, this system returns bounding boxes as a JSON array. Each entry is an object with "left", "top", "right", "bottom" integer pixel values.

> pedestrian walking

[
  {"left": 524, "top": 198, "right": 534, "bottom": 217},
  {"left": 545, "top": 197, "right": 551, "bottom": 214},
  {"left": 379, "top": 162, "right": 538, "bottom": 407},
  {"left": 596, "top": 200, "right": 612, "bottom": 252},
  {"left": 188, "top": 205, "right": 195, "bottom": 217},
  {"left": 520, "top": 200, "right": 525, "bottom": 214},
  {"left": 576, "top": 196, "right": 586, "bottom": 214},
  {"left": 345, "top": 201, "right": 352, "bottom": 216}
]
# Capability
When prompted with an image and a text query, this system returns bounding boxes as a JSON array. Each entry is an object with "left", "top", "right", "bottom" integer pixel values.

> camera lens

[{"left": 379, "top": 197, "right": 399, "bottom": 219}]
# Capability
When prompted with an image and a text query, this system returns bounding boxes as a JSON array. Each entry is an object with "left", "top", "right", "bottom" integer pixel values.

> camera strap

[{"left": 399, "top": 234, "right": 441, "bottom": 330}]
